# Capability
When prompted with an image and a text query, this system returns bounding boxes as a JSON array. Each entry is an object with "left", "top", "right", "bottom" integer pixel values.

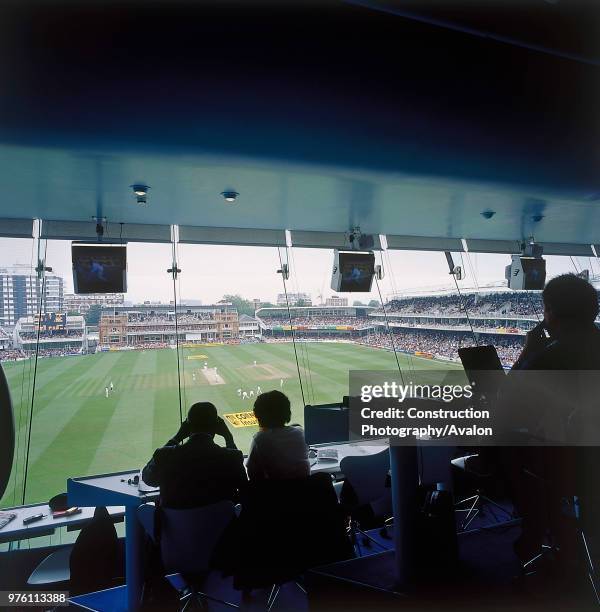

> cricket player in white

[
  {"left": 242, "top": 391, "right": 248, "bottom": 400},
  {"left": 105, "top": 386, "right": 109, "bottom": 399},
  {"left": 109, "top": 381, "right": 114, "bottom": 393}
]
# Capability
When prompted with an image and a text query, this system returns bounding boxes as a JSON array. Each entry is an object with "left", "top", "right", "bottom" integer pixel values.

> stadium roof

[
  {"left": 239, "top": 314, "right": 259, "bottom": 323},
  {"left": 0, "top": 2, "right": 598, "bottom": 247}
]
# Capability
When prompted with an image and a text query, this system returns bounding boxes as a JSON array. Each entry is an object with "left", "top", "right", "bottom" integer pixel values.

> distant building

[
  {"left": 0, "top": 328, "right": 10, "bottom": 350},
  {"left": 13, "top": 313, "right": 86, "bottom": 353},
  {"left": 276, "top": 292, "right": 312, "bottom": 306},
  {"left": 326, "top": 295, "right": 348, "bottom": 307},
  {"left": 0, "top": 264, "right": 64, "bottom": 326},
  {"left": 99, "top": 303, "right": 239, "bottom": 347},
  {"left": 239, "top": 314, "right": 261, "bottom": 338},
  {"left": 64, "top": 293, "right": 124, "bottom": 315}
]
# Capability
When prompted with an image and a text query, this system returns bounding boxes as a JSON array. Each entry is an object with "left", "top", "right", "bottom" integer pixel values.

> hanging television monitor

[
  {"left": 72, "top": 243, "right": 127, "bottom": 294},
  {"left": 331, "top": 250, "right": 375, "bottom": 292}
]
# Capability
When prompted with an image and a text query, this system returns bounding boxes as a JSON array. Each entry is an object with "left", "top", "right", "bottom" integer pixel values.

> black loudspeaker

[{"left": 0, "top": 362, "right": 15, "bottom": 501}]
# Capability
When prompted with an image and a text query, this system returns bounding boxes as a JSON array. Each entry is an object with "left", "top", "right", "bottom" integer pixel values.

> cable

[
  {"left": 288, "top": 245, "right": 316, "bottom": 404},
  {"left": 11, "top": 238, "right": 38, "bottom": 506},
  {"left": 170, "top": 240, "right": 184, "bottom": 425},
  {"left": 380, "top": 250, "right": 417, "bottom": 379},
  {"left": 374, "top": 275, "right": 405, "bottom": 385},
  {"left": 451, "top": 272, "right": 479, "bottom": 346},
  {"left": 21, "top": 239, "right": 48, "bottom": 504},
  {"left": 177, "top": 269, "right": 188, "bottom": 413},
  {"left": 277, "top": 247, "right": 306, "bottom": 407}
]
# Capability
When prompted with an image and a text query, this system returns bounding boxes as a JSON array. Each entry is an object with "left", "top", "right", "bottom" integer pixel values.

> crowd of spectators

[
  {"left": 378, "top": 317, "right": 530, "bottom": 332},
  {"left": 383, "top": 291, "right": 547, "bottom": 317},
  {"left": 19, "top": 347, "right": 82, "bottom": 358},
  {"left": 259, "top": 315, "right": 371, "bottom": 328},
  {"left": 127, "top": 312, "right": 214, "bottom": 324},
  {"left": 128, "top": 342, "right": 171, "bottom": 350},
  {"left": 0, "top": 349, "right": 26, "bottom": 362},
  {"left": 19, "top": 330, "right": 84, "bottom": 340},
  {"left": 358, "top": 329, "right": 523, "bottom": 366}
]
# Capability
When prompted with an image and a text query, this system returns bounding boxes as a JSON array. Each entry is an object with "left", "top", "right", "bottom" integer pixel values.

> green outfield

[{"left": 1, "top": 341, "right": 461, "bottom": 507}]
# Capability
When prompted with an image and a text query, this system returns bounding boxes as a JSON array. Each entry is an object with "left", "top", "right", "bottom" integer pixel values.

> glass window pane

[
  {"left": 20, "top": 240, "right": 181, "bottom": 504},
  {"left": 0, "top": 237, "right": 37, "bottom": 508},
  {"left": 175, "top": 244, "right": 303, "bottom": 453}
]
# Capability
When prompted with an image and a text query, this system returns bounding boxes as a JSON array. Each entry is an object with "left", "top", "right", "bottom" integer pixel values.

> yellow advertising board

[{"left": 224, "top": 411, "right": 259, "bottom": 428}]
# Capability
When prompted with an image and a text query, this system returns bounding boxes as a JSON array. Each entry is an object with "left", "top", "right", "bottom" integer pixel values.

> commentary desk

[{"left": 67, "top": 441, "right": 388, "bottom": 612}]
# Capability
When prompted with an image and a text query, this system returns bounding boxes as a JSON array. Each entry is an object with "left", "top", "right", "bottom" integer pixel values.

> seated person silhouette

[
  {"left": 246, "top": 390, "right": 310, "bottom": 480},
  {"left": 503, "top": 274, "right": 600, "bottom": 560},
  {"left": 142, "top": 402, "right": 247, "bottom": 508}
]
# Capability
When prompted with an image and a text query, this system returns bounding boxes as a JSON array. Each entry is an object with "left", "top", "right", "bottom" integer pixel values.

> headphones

[{"left": 121, "top": 474, "right": 139, "bottom": 486}]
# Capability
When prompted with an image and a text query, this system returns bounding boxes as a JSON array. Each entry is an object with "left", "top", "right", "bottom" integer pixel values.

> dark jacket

[
  {"left": 512, "top": 325, "right": 600, "bottom": 372},
  {"left": 142, "top": 433, "right": 247, "bottom": 509}
]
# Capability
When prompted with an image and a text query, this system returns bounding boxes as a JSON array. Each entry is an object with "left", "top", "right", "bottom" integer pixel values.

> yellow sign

[
  {"left": 186, "top": 354, "right": 209, "bottom": 360},
  {"left": 224, "top": 411, "right": 259, "bottom": 428}
]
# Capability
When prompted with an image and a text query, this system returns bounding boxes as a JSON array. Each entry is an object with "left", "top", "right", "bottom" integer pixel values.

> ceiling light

[
  {"left": 131, "top": 184, "right": 150, "bottom": 205},
  {"left": 221, "top": 191, "right": 239, "bottom": 203}
]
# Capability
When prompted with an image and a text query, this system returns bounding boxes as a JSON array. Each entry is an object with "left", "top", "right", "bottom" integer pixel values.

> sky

[{"left": 1, "top": 237, "right": 596, "bottom": 306}]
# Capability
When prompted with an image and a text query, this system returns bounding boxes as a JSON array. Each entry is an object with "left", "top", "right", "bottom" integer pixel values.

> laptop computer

[{"left": 458, "top": 345, "right": 506, "bottom": 400}]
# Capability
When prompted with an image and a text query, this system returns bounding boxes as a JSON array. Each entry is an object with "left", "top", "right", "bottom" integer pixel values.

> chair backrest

[
  {"left": 234, "top": 473, "right": 353, "bottom": 589},
  {"left": 69, "top": 506, "right": 119, "bottom": 595},
  {"left": 137, "top": 502, "right": 157, "bottom": 543},
  {"left": 159, "top": 500, "right": 235, "bottom": 574},
  {"left": 0, "top": 362, "right": 14, "bottom": 501},
  {"left": 339, "top": 448, "right": 390, "bottom": 507}
]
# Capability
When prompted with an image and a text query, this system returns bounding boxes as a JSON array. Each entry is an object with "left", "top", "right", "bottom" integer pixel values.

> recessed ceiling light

[
  {"left": 221, "top": 191, "right": 239, "bottom": 203},
  {"left": 131, "top": 184, "right": 150, "bottom": 205}
]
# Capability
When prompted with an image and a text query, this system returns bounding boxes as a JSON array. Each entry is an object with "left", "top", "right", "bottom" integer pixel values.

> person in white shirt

[{"left": 246, "top": 390, "right": 310, "bottom": 481}]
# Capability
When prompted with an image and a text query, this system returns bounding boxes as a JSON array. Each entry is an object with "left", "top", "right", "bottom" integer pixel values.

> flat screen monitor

[
  {"left": 72, "top": 243, "right": 127, "bottom": 294},
  {"left": 331, "top": 251, "right": 375, "bottom": 293},
  {"left": 304, "top": 403, "right": 349, "bottom": 446},
  {"left": 458, "top": 345, "right": 506, "bottom": 399}
]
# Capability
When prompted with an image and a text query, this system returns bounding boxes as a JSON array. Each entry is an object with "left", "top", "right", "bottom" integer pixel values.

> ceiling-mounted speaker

[{"left": 0, "top": 363, "right": 15, "bottom": 501}]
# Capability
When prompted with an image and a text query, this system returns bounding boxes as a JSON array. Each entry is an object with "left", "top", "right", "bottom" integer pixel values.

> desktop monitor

[
  {"left": 72, "top": 243, "right": 127, "bottom": 294},
  {"left": 331, "top": 250, "right": 375, "bottom": 293},
  {"left": 304, "top": 402, "right": 350, "bottom": 446},
  {"left": 458, "top": 345, "right": 506, "bottom": 400}
]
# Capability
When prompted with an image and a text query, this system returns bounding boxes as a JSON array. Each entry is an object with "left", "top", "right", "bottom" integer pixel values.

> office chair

[
  {"left": 137, "top": 500, "right": 240, "bottom": 611},
  {"left": 26, "top": 495, "right": 74, "bottom": 587},
  {"left": 518, "top": 462, "right": 600, "bottom": 606},
  {"left": 339, "top": 448, "right": 392, "bottom": 555},
  {"left": 233, "top": 473, "right": 353, "bottom": 610},
  {"left": 452, "top": 452, "right": 513, "bottom": 531},
  {"left": 27, "top": 545, "right": 73, "bottom": 586}
]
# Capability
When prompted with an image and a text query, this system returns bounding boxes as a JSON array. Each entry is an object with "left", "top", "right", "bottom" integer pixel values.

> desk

[
  {"left": 65, "top": 441, "right": 391, "bottom": 612},
  {"left": 66, "top": 444, "right": 381, "bottom": 610},
  {"left": 309, "top": 439, "right": 389, "bottom": 476},
  {"left": 0, "top": 503, "right": 125, "bottom": 546},
  {"left": 67, "top": 470, "right": 158, "bottom": 612}
]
